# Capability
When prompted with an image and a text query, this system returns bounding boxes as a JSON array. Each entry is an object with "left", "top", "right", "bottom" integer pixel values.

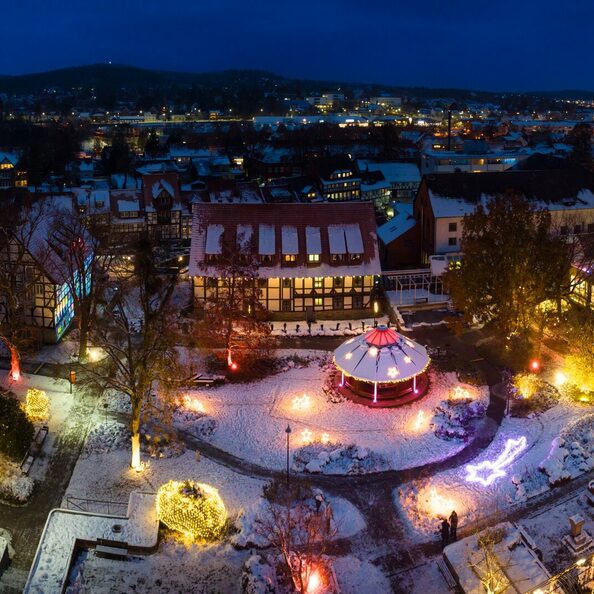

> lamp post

[
  {"left": 69, "top": 353, "right": 73, "bottom": 394},
  {"left": 285, "top": 424, "right": 292, "bottom": 487}
]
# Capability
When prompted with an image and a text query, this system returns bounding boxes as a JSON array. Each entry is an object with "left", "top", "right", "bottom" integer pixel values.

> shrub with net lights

[{"left": 156, "top": 480, "right": 227, "bottom": 541}]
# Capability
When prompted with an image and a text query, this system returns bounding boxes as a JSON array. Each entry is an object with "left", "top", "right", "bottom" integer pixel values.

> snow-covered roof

[
  {"left": 344, "top": 224, "right": 364, "bottom": 254},
  {"left": 377, "top": 204, "right": 416, "bottom": 244},
  {"left": 117, "top": 198, "right": 140, "bottom": 212},
  {"left": 429, "top": 191, "right": 478, "bottom": 219},
  {"left": 328, "top": 225, "right": 347, "bottom": 254},
  {"left": 281, "top": 226, "right": 299, "bottom": 255},
  {"left": 358, "top": 161, "right": 421, "bottom": 184},
  {"left": 305, "top": 226, "right": 322, "bottom": 255},
  {"left": 334, "top": 326, "right": 430, "bottom": 384},
  {"left": 205, "top": 224, "right": 224, "bottom": 255},
  {"left": 258, "top": 224, "right": 276, "bottom": 255},
  {"left": 152, "top": 179, "right": 175, "bottom": 199}
]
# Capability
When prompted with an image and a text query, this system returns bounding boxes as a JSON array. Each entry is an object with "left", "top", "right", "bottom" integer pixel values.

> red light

[
  {"left": 530, "top": 359, "right": 540, "bottom": 372},
  {"left": 230, "top": 362, "right": 238, "bottom": 371},
  {"left": 11, "top": 371, "right": 20, "bottom": 381}
]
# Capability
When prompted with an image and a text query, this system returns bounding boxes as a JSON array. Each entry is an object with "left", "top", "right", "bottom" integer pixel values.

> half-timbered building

[{"left": 189, "top": 202, "right": 381, "bottom": 318}]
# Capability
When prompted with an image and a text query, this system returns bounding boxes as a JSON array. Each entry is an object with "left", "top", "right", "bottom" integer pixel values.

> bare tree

[
  {"left": 198, "top": 230, "right": 270, "bottom": 371},
  {"left": 0, "top": 200, "right": 51, "bottom": 380},
  {"left": 78, "top": 236, "right": 184, "bottom": 469},
  {"left": 256, "top": 483, "right": 337, "bottom": 594}
]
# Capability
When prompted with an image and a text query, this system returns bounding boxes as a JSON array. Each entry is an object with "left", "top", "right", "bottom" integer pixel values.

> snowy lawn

[
  {"left": 394, "top": 399, "right": 594, "bottom": 543},
  {"left": 180, "top": 361, "right": 488, "bottom": 475}
]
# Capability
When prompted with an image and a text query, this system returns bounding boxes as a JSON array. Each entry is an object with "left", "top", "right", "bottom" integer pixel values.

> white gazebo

[{"left": 333, "top": 325, "right": 430, "bottom": 406}]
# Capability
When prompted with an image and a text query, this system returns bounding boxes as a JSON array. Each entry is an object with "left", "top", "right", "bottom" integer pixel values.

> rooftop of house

[{"left": 189, "top": 201, "right": 380, "bottom": 279}]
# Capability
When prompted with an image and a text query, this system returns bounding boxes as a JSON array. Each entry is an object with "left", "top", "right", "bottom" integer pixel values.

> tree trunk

[
  {"left": 130, "top": 398, "right": 142, "bottom": 470},
  {"left": 78, "top": 322, "right": 89, "bottom": 361},
  {"left": 5, "top": 340, "right": 21, "bottom": 381}
]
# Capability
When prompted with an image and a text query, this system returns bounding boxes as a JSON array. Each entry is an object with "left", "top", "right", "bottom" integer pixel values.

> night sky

[{"left": 1, "top": 0, "right": 591, "bottom": 91}]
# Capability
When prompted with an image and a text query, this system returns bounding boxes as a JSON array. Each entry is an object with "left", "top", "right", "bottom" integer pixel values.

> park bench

[
  {"left": 516, "top": 525, "right": 543, "bottom": 560},
  {"left": 414, "top": 297, "right": 429, "bottom": 304},
  {"left": 95, "top": 538, "right": 129, "bottom": 559},
  {"left": 436, "top": 558, "right": 458, "bottom": 590},
  {"left": 185, "top": 373, "right": 215, "bottom": 387},
  {"left": 20, "top": 425, "right": 49, "bottom": 474}
]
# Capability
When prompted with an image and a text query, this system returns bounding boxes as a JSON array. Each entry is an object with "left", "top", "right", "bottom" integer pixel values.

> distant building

[
  {"left": 358, "top": 161, "right": 421, "bottom": 204},
  {"left": 376, "top": 203, "right": 419, "bottom": 268},
  {"left": 189, "top": 202, "right": 380, "bottom": 317},
  {"left": 369, "top": 96, "right": 402, "bottom": 108},
  {"left": 420, "top": 142, "right": 525, "bottom": 175},
  {"left": 0, "top": 152, "right": 27, "bottom": 189},
  {"left": 415, "top": 170, "right": 594, "bottom": 263}
]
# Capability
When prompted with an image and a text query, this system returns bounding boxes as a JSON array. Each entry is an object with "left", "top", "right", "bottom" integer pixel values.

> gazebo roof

[{"left": 333, "top": 325, "right": 430, "bottom": 384}]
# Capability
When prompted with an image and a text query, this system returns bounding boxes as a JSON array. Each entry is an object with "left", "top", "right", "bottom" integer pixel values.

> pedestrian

[
  {"left": 440, "top": 519, "right": 450, "bottom": 549},
  {"left": 449, "top": 510, "right": 458, "bottom": 541}
]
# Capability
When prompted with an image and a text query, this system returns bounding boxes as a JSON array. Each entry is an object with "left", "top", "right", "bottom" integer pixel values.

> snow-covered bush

[
  {"left": 293, "top": 443, "right": 389, "bottom": 474},
  {"left": 0, "top": 454, "right": 34, "bottom": 503},
  {"left": 539, "top": 415, "right": 594, "bottom": 485},
  {"left": 83, "top": 421, "right": 130, "bottom": 456},
  {"left": 432, "top": 398, "right": 487, "bottom": 441},
  {"left": 241, "top": 555, "right": 277, "bottom": 594},
  {"left": 173, "top": 408, "right": 217, "bottom": 439}
]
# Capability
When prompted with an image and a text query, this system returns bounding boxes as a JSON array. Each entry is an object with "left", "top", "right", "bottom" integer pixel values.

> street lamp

[
  {"left": 285, "top": 424, "right": 292, "bottom": 487},
  {"left": 69, "top": 353, "right": 77, "bottom": 394}
]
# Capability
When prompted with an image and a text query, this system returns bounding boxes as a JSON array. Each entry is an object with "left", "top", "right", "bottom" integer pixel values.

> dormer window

[
  {"left": 284, "top": 254, "right": 297, "bottom": 263},
  {"left": 331, "top": 253, "right": 344, "bottom": 263},
  {"left": 260, "top": 254, "right": 274, "bottom": 264},
  {"left": 308, "top": 254, "right": 320, "bottom": 263},
  {"left": 349, "top": 254, "right": 362, "bottom": 263}
]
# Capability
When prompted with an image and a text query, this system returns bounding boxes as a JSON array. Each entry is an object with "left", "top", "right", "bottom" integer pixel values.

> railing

[{"left": 65, "top": 496, "right": 128, "bottom": 516}]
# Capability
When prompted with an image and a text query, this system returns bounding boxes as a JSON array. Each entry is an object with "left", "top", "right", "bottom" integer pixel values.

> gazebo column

[
  {"left": 413, "top": 375, "right": 417, "bottom": 393},
  {"left": 373, "top": 382, "right": 378, "bottom": 403},
  {"left": 340, "top": 371, "right": 345, "bottom": 387}
]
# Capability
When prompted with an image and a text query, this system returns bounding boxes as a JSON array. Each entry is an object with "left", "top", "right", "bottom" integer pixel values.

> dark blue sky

[{"left": 1, "top": 0, "right": 591, "bottom": 91}]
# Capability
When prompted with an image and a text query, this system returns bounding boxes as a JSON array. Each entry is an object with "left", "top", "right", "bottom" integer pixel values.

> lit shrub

[
  {"left": 156, "top": 480, "right": 227, "bottom": 541},
  {"left": 24, "top": 389, "right": 50, "bottom": 422}
]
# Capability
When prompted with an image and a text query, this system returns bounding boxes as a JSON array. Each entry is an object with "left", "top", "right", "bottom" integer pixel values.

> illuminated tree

[
  {"left": 468, "top": 528, "right": 512, "bottom": 594},
  {"left": 256, "top": 482, "right": 337, "bottom": 594},
  {"left": 78, "top": 235, "right": 184, "bottom": 469},
  {"left": 565, "top": 309, "right": 594, "bottom": 391},
  {"left": 445, "top": 193, "right": 564, "bottom": 341}
]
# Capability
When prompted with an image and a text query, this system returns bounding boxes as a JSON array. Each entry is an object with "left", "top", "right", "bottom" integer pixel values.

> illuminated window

[
  {"left": 314, "top": 297, "right": 323, "bottom": 307},
  {"left": 314, "top": 277, "right": 323, "bottom": 289},
  {"left": 308, "top": 254, "right": 320, "bottom": 263},
  {"left": 284, "top": 254, "right": 296, "bottom": 263}
]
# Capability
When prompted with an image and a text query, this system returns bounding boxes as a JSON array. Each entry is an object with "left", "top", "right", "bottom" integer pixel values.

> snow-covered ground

[
  {"left": 174, "top": 363, "right": 488, "bottom": 475},
  {"left": 394, "top": 397, "right": 594, "bottom": 543},
  {"left": 54, "top": 420, "right": 369, "bottom": 594},
  {"left": 269, "top": 316, "right": 390, "bottom": 337}
]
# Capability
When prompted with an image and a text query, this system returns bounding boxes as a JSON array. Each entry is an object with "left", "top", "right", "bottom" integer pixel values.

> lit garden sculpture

[
  {"left": 333, "top": 325, "right": 430, "bottom": 407},
  {"left": 156, "top": 480, "right": 227, "bottom": 541},
  {"left": 24, "top": 388, "right": 50, "bottom": 422}
]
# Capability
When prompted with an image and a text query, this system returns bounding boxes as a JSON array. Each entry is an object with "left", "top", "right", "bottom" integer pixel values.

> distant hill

[
  {"left": 0, "top": 63, "right": 592, "bottom": 102},
  {"left": 0, "top": 64, "right": 284, "bottom": 94}
]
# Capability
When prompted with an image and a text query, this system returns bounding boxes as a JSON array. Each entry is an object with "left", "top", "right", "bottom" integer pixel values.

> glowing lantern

[
  {"left": 156, "top": 480, "right": 227, "bottom": 541},
  {"left": 413, "top": 410, "right": 426, "bottom": 431},
  {"left": 307, "top": 568, "right": 323, "bottom": 594},
  {"left": 368, "top": 346, "right": 378, "bottom": 357},
  {"left": 320, "top": 432, "right": 331, "bottom": 445},
  {"left": 451, "top": 386, "right": 471, "bottom": 400},
  {"left": 230, "top": 362, "right": 238, "bottom": 371},
  {"left": 184, "top": 396, "right": 205, "bottom": 414},
  {"left": 427, "top": 488, "right": 455, "bottom": 519},
  {"left": 530, "top": 359, "right": 540, "bottom": 372},
  {"left": 301, "top": 428, "right": 313, "bottom": 444},
  {"left": 24, "top": 388, "right": 50, "bottom": 422},
  {"left": 292, "top": 394, "right": 311, "bottom": 411},
  {"left": 554, "top": 371, "right": 567, "bottom": 387}
]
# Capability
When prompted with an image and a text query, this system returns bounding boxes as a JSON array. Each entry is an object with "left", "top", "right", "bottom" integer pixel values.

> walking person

[
  {"left": 440, "top": 519, "right": 450, "bottom": 549},
  {"left": 449, "top": 510, "right": 458, "bottom": 541}
]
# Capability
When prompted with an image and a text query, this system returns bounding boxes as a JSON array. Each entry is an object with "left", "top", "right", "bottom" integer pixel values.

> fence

[{"left": 65, "top": 496, "right": 128, "bottom": 516}]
